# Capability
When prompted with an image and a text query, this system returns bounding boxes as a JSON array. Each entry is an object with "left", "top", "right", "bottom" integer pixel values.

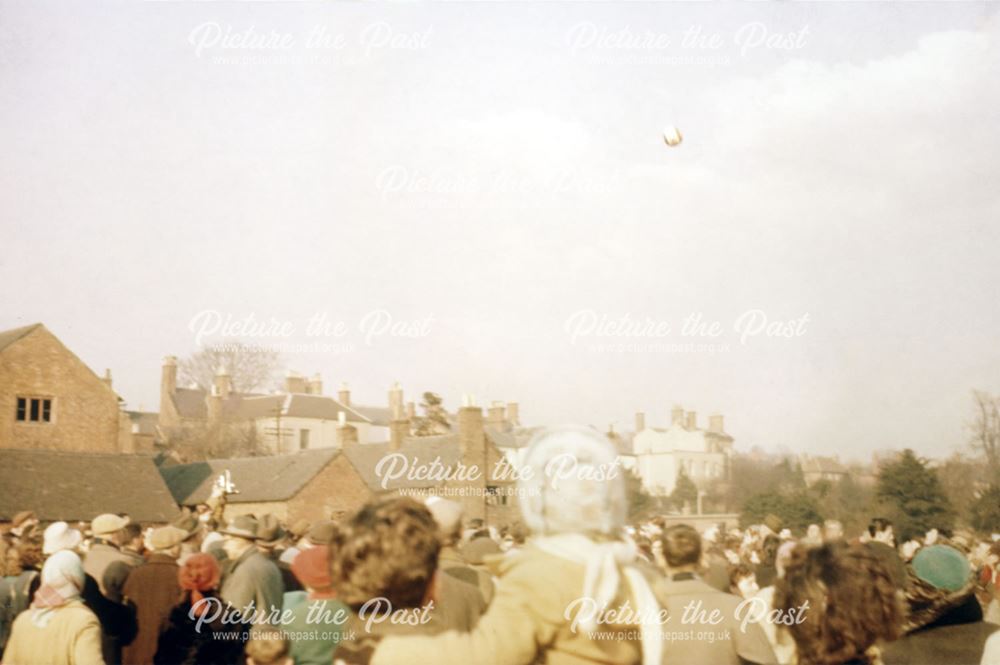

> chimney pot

[
  {"left": 338, "top": 382, "right": 351, "bottom": 406},
  {"left": 635, "top": 411, "right": 646, "bottom": 432}
]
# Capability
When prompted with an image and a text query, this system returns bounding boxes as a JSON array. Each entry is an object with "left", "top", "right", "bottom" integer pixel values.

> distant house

[
  {"left": 623, "top": 407, "right": 733, "bottom": 496},
  {"left": 158, "top": 357, "right": 398, "bottom": 452},
  {"left": 0, "top": 323, "right": 132, "bottom": 453},
  {"left": 800, "top": 454, "right": 848, "bottom": 486},
  {"left": 160, "top": 404, "right": 521, "bottom": 526},
  {"left": 0, "top": 448, "right": 178, "bottom": 523}
]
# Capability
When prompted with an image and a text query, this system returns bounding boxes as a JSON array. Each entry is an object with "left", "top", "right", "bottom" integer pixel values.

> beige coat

[
  {"left": 372, "top": 545, "right": 646, "bottom": 665},
  {"left": 3, "top": 600, "right": 104, "bottom": 665}
]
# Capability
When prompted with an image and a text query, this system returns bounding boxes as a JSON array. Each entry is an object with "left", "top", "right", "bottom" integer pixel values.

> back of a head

[
  {"left": 518, "top": 425, "right": 626, "bottom": 537},
  {"left": 777, "top": 543, "right": 901, "bottom": 664},
  {"left": 868, "top": 517, "right": 891, "bottom": 538},
  {"left": 662, "top": 524, "right": 701, "bottom": 568},
  {"left": 331, "top": 497, "right": 440, "bottom": 611}
]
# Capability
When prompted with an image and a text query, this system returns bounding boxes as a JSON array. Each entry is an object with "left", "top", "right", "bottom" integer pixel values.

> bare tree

[
  {"left": 178, "top": 344, "right": 281, "bottom": 394},
  {"left": 971, "top": 390, "right": 1000, "bottom": 481},
  {"left": 412, "top": 392, "right": 452, "bottom": 436}
]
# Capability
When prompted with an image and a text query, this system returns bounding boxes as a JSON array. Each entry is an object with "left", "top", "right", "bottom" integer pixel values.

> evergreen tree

[
  {"left": 876, "top": 449, "right": 955, "bottom": 541},
  {"left": 670, "top": 468, "right": 699, "bottom": 512}
]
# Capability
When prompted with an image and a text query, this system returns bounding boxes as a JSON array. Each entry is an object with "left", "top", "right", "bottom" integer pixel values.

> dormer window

[{"left": 16, "top": 397, "right": 52, "bottom": 423}]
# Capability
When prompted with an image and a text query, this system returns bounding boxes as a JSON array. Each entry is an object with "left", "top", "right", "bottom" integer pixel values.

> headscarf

[
  {"left": 517, "top": 426, "right": 662, "bottom": 665},
  {"left": 31, "top": 550, "right": 84, "bottom": 627},
  {"left": 178, "top": 552, "right": 221, "bottom": 617}
]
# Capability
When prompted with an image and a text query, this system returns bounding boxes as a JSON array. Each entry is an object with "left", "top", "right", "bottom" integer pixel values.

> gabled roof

[
  {"left": 284, "top": 394, "right": 370, "bottom": 423},
  {"left": 159, "top": 448, "right": 340, "bottom": 505},
  {"left": 0, "top": 323, "right": 42, "bottom": 353},
  {"left": 341, "top": 435, "right": 464, "bottom": 492},
  {"left": 351, "top": 405, "right": 393, "bottom": 427},
  {"left": 0, "top": 449, "right": 178, "bottom": 522},
  {"left": 485, "top": 426, "right": 541, "bottom": 451}
]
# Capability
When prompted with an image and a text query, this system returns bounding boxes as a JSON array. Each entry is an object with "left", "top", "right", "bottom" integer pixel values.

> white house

[{"left": 625, "top": 406, "right": 733, "bottom": 496}]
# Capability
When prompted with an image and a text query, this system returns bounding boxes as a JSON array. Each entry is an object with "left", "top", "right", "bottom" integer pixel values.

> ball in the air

[{"left": 663, "top": 126, "right": 683, "bottom": 147}]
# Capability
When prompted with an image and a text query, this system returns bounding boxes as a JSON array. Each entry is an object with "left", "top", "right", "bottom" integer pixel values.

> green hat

[{"left": 912, "top": 545, "right": 970, "bottom": 592}]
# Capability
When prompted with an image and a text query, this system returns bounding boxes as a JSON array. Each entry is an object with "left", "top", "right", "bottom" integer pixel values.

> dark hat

[
  {"left": 218, "top": 514, "right": 259, "bottom": 540},
  {"left": 307, "top": 520, "right": 339, "bottom": 546},
  {"left": 256, "top": 514, "right": 286, "bottom": 547},
  {"left": 288, "top": 519, "right": 311, "bottom": 540},
  {"left": 171, "top": 509, "right": 200, "bottom": 538}
]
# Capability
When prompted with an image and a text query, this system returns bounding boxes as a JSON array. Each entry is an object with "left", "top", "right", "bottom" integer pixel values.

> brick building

[
  {"left": 0, "top": 323, "right": 127, "bottom": 453},
  {"left": 160, "top": 403, "right": 522, "bottom": 526}
]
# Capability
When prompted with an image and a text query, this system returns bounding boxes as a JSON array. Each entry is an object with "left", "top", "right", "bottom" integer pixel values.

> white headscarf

[
  {"left": 517, "top": 426, "right": 663, "bottom": 665},
  {"left": 31, "top": 550, "right": 85, "bottom": 627}
]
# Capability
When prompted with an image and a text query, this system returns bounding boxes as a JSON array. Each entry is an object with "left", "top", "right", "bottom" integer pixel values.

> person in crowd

[
  {"left": 154, "top": 552, "right": 246, "bottom": 665},
  {"left": 659, "top": 524, "right": 776, "bottom": 665},
  {"left": 256, "top": 514, "right": 301, "bottom": 593},
  {"left": 756, "top": 534, "right": 781, "bottom": 588},
  {"left": 777, "top": 542, "right": 902, "bottom": 664},
  {"left": 883, "top": 544, "right": 999, "bottom": 665},
  {"left": 822, "top": 519, "right": 845, "bottom": 543},
  {"left": 337, "top": 426, "right": 666, "bottom": 665},
  {"left": 426, "top": 496, "right": 493, "bottom": 605},
  {"left": 8, "top": 512, "right": 39, "bottom": 544},
  {"left": 281, "top": 543, "right": 349, "bottom": 664},
  {"left": 245, "top": 631, "right": 292, "bottom": 665},
  {"left": 2, "top": 550, "right": 104, "bottom": 665},
  {"left": 119, "top": 523, "right": 146, "bottom": 564},
  {"left": 218, "top": 515, "right": 284, "bottom": 625},
  {"left": 172, "top": 509, "right": 205, "bottom": 565},
  {"left": 84, "top": 513, "right": 141, "bottom": 603},
  {"left": 728, "top": 561, "right": 759, "bottom": 599},
  {"left": 750, "top": 540, "right": 798, "bottom": 665},
  {"left": 120, "top": 526, "right": 185, "bottom": 665},
  {"left": 47, "top": 521, "right": 137, "bottom": 665},
  {"left": 866, "top": 517, "right": 907, "bottom": 589},
  {"left": 331, "top": 496, "right": 485, "bottom": 647}
]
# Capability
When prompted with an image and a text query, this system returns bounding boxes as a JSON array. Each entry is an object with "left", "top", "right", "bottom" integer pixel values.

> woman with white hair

[
  {"left": 2, "top": 550, "right": 104, "bottom": 665},
  {"left": 343, "top": 426, "right": 665, "bottom": 665}
]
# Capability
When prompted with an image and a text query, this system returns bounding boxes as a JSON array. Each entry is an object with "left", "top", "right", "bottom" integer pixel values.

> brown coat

[
  {"left": 373, "top": 545, "right": 647, "bottom": 665},
  {"left": 121, "top": 554, "right": 181, "bottom": 665}
]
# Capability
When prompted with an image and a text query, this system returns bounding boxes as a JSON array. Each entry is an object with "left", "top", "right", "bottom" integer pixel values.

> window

[
  {"left": 299, "top": 429, "right": 310, "bottom": 450},
  {"left": 16, "top": 397, "right": 52, "bottom": 423}
]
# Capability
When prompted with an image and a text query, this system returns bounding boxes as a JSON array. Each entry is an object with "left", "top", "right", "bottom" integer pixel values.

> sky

[{"left": 1, "top": 2, "right": 998, "bottom": 462}]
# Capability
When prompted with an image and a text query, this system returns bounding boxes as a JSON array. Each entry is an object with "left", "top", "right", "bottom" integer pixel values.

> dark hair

[
  {"left": 123, "top": 522, "right": 143, "bottom": 541},
  {"left": 777, "top": 543, "right": 902, "bottom": 664},
  {"left": 661, "top": 524, "right": 701, "bottom": 568},
  {"left": 868, "top": 518, "right": 892, "bottom": 538},
  {"left": 331, "top": 498, "right": 440, "bottom": 611}
]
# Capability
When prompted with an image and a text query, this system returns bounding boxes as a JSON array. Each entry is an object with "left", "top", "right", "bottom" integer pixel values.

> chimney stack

[
  {"left": 685, "top": 411, "right": 697, "bottom": 430},
  {"left": 285, "top": 371, "right": 306, "bottom": 394},
  {"left": 213, "top": 366, "right": 232, "bottom": 400},
  {"left": 389, "top": 415, "right": 409, "bottom": 451},
  {"left": 708, "top": 414, "right": 724, "bottom": 434},
  {"left": 338, "top": 382, "right": 351, "bottom": 406},
  {"left": 457, "top": 404, "right": 484, "bottom": 456},
  {"left": 487, "top": 401, "right": 506, "bottom": 427},
  {"left": 406, "top": 401, "right": 416, "bottom": 420},
  {"left": 308, "top": 373, "right": 323, "bottom": 395},
  {"left": 102, "top": 368, "right": 113, "bottom": 389},
  {"left": 207, "top": 385, "right": 222, "bottom": 423},
  {"left": 635, "top": 411, "right": 646, "bottom": 432},
  {"left": 160, "top": 356, "right": 178, "bottom": 423},
  {"left": 388, "top": 382, "right": 403, "bottom": 416},
  {"left": 506, "top": 401, "right": 520, "bottom": 426},
  {"left": 337, "top": 415, "right": 358, "bottom": 447},
  {"left": 671, "top": 405, "right": 684, "bottom": 427}
]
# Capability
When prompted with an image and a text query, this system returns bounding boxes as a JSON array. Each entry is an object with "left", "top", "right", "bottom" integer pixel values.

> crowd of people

[{"left": 2, "top": 425, "right": 1000, "bottom": 664}]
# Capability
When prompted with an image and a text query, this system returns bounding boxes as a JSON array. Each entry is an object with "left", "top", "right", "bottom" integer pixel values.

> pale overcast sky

[{"left": 2, "top": 2, "right": 998, "bottom": 462}]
